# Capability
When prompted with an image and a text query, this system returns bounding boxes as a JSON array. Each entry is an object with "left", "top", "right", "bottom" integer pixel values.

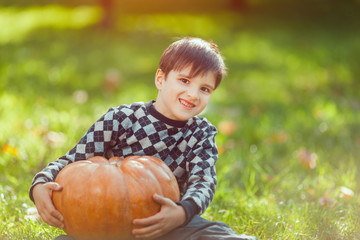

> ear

[{"left": 155, "top": 69, "right": 165, "bottom": 90}]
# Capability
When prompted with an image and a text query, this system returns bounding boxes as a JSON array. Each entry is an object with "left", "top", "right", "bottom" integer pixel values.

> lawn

[{"left": 1, "top": 2, "right": 360, "bottom": 239}]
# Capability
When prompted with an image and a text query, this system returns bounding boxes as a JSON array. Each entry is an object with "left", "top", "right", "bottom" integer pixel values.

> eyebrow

[
  {"left": 178, "top": 73, "right": 192, "bottom": 78},
  {"left": 204, "top": 83, "right": 215, "bottom": 90},
  {"left": 178, "top": 73, "right": 215, "bottom": 90}
]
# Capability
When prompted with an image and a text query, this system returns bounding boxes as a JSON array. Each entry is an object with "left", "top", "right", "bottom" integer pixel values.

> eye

[
  {"left": 201, "top": 87, "right": 212, "bottom": 94},
  {"left": 179, "top": 78, "right": 190, "bottom": 84}
]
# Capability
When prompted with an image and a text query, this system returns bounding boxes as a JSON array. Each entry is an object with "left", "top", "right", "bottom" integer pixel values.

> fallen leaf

[
  {"left": 103, "top": 68, "right": 122, "bottom": 92},
  {"left": 2, "top": 145, "right": 17, "bottom": 157},
  {"left": 306, "top": 187, "right": 315, "bottom": 196},
  {"left": 319, "top": 193, "right": 335, "bottom": 207},
  {"left": 266, "top": 131, "right": 288, "bottom": 144},
  {"left": 297, "top": 148, "right": 317, "bottom": 169},
  {"left": 217, "top": 145, "right": 225, "bottom": 155},
  {"left": 218, "top": 120, "right": 237, "bottom": 136},
  {"left": 340, "top": 186, "right": 354, "bottom": 199}
]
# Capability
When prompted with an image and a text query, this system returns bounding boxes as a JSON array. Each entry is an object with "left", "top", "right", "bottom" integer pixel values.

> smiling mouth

[{"left": 179, "top": 98, "right": 196, "bottom": 109}]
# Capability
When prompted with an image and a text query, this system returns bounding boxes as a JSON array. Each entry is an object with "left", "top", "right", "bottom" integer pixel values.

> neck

[{"left": 148, "top": 101, "right": 188, "bottom": 128}]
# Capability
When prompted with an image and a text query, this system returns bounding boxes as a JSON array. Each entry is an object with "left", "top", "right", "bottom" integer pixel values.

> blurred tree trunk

[
  {"left": 99, "top": 0, "right": 114, "bottom": 29},
  {"left": 228, "top": 0, "right": 248, "bottom": 12}
]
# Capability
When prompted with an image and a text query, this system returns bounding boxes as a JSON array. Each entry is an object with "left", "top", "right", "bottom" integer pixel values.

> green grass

[{"left": 1, "top": 3, "right": 360, "bottom": 239}]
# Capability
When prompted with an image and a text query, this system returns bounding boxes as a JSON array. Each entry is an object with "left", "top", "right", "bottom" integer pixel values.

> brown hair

[{"left": 159, "top": 37, "right": 226, "bottom": 89}]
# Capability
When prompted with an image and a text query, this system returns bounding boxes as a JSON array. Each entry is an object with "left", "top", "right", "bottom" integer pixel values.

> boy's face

[{"left": 154, "top": 65, "right": 216, "bottom": 121}]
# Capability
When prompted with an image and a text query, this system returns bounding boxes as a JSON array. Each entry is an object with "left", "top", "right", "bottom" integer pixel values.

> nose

[{"left": 186, "top": 88, "right": 199, "bottom": 101}]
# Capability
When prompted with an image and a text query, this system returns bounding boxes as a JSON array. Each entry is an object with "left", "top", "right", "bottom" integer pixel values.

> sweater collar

[{"left": 146, "top": 100, "right": 188, "bottom": 128}]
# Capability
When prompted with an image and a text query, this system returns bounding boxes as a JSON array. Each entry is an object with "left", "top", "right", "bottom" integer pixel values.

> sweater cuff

[{"left": 176, "top": 199, "right": 199, "bottom": 226}]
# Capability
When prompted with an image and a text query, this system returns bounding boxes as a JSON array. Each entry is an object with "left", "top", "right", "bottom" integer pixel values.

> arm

[
  {"left": 29, "top": 107, "right": 123, "bottom": 228},
  {"left": 181, "top": 123, "right": 218, "bottom": 215},
  {"left": 29, "top": 107, "right": 121, "bottom": 202}
]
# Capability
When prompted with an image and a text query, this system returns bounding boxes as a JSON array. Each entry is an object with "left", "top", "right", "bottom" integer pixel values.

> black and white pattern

[{"left": 30, "top": 101, "right": 218, "bottom": 215}]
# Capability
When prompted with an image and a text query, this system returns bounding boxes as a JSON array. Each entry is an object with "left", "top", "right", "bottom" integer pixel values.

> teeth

[{"left": 180, "top": 99, "right": 194, "bottom": 108}]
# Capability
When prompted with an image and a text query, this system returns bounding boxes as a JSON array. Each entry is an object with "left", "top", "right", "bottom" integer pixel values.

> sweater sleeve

[
  {"left": 181, "top": 122, "right": 218, "bottom": 215},
  {"left": 29, "top": 107, "right": 121, "bottom": 202}
]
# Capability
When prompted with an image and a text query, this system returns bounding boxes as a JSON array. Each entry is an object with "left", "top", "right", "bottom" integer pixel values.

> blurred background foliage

[{"left": 1, "top": 0, "right": 360, "bottom": 238}]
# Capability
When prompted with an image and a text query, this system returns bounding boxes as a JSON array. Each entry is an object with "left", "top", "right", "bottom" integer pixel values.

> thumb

[
  {"left": 153, "top": 193, "right": 171, "bottom": 206},
  {"left": 46, "top": 182, "right": 63, "bottom": 192}
]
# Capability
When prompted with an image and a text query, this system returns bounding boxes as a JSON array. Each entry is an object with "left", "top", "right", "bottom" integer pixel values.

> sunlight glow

[{"left": 0, "top": 5, "right": 102, "bottom": 44}]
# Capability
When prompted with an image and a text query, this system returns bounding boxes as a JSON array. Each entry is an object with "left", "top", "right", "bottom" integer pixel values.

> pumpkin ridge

[
  {"left": 82, "top": 162, "right": 99, "bottom": 236},
  {"left": 121, "top": 157, "right": 163, "bottom": 222},
  {"left": 104, "top": 162, "right": 120, "bottom": 237},
  {"left": 104, "top": 159, "right": 133, "bottom": 239},
  {"left": 104, "top": 163, "right": 110, "bottom": 237},
  {"left": 72, "top": 162, "right": 98, "bottom": 237},
  {"left": 59, "top": 163, "right": 82, "bottom": 237},
  {"left": 63, "top": 162, "right": 91, "bottom": 234},
  {"left": 88, "top": 161, "right": 110, "bottom": 237},
  {"left": 131, "top": 156, "right": 179, "bottom": 202}
]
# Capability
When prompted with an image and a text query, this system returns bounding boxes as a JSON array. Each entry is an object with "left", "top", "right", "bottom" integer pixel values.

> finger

[
  {"left": 46, "top": 210, "right": 64, "bottom": 228},
  {"left": 48, "top": 215, "right": 65, "bottom": 228},
  {"left": 40, "top": 210, "right": 64, "bottom": 228},
  {"left": 153, "top": 194, "right": 172, "bottom": 206},
  {"left": 47, "top": 207, "right": 63, "bottom": 222},
  {"left": 133, "top": 214, "right": 159, "bottom": 226},
  {"left": 134, "top": 228, "right": 163, "bottom": 240},
  {"left": 46, "top": 182, "right": 63, "bottom": 192},
  {"left": 132, "top": 222, "right": 160, "bottom": 235},
  {"left": 44, "top": 199, "right": 64, "bottom": 225},
  {"left": 51, "top": 208, "right": 64, "bottom": 222}
]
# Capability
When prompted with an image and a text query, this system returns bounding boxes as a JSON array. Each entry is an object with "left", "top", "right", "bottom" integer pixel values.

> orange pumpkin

[{"left": 52, "top": 156, "right": 180, "bottom": 240}]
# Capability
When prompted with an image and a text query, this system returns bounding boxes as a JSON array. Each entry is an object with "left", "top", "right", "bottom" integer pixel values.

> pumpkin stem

[{"left": 109, "top": 157, "right": 123, "bottom": 167}]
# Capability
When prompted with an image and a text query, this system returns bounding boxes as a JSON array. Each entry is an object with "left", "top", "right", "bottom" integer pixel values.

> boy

[{"left": 30, "top": 37, "right": 257, "bottom": 240}]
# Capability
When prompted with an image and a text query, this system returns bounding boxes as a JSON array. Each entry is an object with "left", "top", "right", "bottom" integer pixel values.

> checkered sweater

[{"left": 30, "top": 101, "right": 218, "bottom": 216}]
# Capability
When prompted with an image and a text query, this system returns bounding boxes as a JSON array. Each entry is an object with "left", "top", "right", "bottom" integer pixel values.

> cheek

[
  {"left": 198, "top": 96, "right": 211, "bottom": 110},
  {"left": 202, "top": 94, "right": 212, "bottom": 103}
]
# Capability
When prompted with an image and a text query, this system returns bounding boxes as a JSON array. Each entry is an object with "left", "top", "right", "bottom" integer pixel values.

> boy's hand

[
  {"left": 32, "top": 182, "right": 64, "bottom": 229},
  {"left": 132, "top": 194, "right": 186, "bottom": 239}
]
